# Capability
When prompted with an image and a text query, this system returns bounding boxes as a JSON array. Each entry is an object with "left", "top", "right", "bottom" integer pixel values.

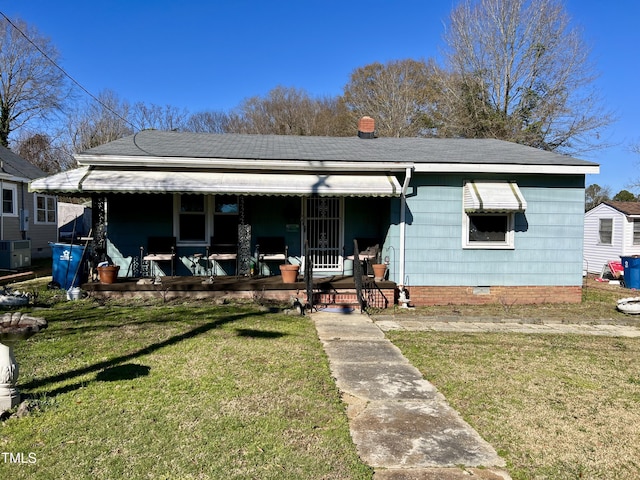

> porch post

[
  {"left": 398, "top": 167, "right": 413, "bottom": 285},
  {"left": 91, "top": 195, "right": 108, "bottom": 267}
]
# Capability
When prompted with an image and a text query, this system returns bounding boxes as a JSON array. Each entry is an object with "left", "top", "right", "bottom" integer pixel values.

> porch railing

[
  {"left": 304, "top": 239, "right": 315, "bottom": 312},
  {"left": 353, "top": 239, "right": 389, "bottom": 312},
  {"left": 353, "top": 239, "right": 367, "bottom": 312}
]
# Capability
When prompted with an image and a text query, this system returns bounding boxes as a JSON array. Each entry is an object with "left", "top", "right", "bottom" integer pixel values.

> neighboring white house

[{"left": 584, "top": 201, "right": 640, "bottom": 274}]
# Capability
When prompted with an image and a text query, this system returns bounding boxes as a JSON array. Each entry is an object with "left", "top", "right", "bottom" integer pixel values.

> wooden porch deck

[{"left": 82, "top": 274, "right": 397, "bottom": 308}]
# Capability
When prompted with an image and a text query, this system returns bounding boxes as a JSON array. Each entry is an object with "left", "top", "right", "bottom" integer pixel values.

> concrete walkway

[{"left": 312, "top": 311, "right": 511, "bottom": 480}]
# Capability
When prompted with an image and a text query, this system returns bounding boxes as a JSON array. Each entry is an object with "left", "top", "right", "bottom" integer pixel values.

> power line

[{"left": 0, "top": 11, "right": 139, "bottom": 131}]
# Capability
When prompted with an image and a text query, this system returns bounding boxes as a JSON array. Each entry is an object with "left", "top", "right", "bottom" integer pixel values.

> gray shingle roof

[
  {"left": 0, "top": 144, "right": 46, "bottom": 179},
  {"left": 81, "top": 130, "right": 597, "bottom": 167}
]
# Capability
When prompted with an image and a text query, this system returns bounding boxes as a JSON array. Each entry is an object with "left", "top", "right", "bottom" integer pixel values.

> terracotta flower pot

[
  {"left": 279, "top": 264, "right": 300, "bottom": 284},
  {"left": 97, "top": 265, "right": 120, "bottom": 284},
  {"left": 372, "top": 263, "right": 387, "bottom": 281}
]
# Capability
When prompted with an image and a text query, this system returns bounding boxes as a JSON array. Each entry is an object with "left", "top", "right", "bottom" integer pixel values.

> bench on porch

[
  {"left": 256, "top": 236, "right": 288, "bottom": 275},
  {"left": 207, "top": 237, "right": 238, "bottom": 276},
  {"left": 141, "top": 236, "right": 176, "bottom": 277}
]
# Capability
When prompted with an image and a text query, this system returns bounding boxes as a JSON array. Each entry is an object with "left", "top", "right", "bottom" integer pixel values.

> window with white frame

[
  {"left": 2, "top": 184, "right": 16, "bottom": 216},
  {"left": 633, "top": 220, "right": 640, "bottom": 245},
  {"left": 464, "top": 212, "right": 514, "bottom": 248},
  {"left": 462, "top": 181, "right": 526, "bottom": 250},
  {"left": 34, "top": 194, "right": 57, "bottom": 224},
  {"left": 599, "top": 218, "right": 613, "bottom": 245}
]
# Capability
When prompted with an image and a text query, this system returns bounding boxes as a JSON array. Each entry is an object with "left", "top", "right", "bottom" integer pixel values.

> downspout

[{"left": 398, "top": 166, "right": 413, "bottom": 285}]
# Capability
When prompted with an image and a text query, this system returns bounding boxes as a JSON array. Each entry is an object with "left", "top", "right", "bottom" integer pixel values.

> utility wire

[{"left": 0, "top": 11, "right": 139, "bottom": 131}]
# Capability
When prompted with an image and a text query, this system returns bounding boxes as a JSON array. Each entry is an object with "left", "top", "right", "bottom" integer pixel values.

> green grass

[
  {"left": 381, "top": 282, "right": 640, "bottom": 478},
  {"left": 388, "top": 331, "right": 640, "bottom": 479},
  {"left": 0, "top": 287, "right": 372, "bottom": 479}
]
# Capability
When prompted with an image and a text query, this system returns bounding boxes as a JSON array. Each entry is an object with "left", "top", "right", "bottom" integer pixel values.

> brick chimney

[{"left": 357, "top": 116, "right": 376, "bottom": 139}]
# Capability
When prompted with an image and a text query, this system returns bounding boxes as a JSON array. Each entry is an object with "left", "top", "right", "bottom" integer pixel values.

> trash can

[
  {"left": 50, "top": 243, "right": 86, "bottom": 290},
  {"left": 621, "top": 256, "right": 640, "bottom": 289}
]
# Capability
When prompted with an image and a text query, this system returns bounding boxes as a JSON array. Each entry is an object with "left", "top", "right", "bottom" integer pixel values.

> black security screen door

[{"left": 305, "top": 197, "right": 342, "bottom": 271}]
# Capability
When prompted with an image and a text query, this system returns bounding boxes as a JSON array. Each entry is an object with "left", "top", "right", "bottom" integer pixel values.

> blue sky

[{"left": 1, "top": 0, "right": 638, "bottom": 193}]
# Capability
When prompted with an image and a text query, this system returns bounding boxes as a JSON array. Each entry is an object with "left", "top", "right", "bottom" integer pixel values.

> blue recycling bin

[
  {"left": 50, "top": 243, "right": 86, "bottom": 290},
  {"left": 621, "top": 256, "right": 640, "bottom": 290}
]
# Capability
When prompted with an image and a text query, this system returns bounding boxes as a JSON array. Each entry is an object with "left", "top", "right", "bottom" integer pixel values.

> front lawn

[
  {"left": 389, "top": 331, "right": 640, "bottom": 479},
  {"left": 0, "top": 290, "right": 371, "bottom": 479},
  {"left": 383, "top": 281, "right": 640, "bottom": 479}
]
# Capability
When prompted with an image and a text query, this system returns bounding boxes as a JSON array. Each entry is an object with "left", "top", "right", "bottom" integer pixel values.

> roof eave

[
  {"left": 413, "top": 163, "right": 599, "bottom": 175},
  {"left": 75, "top": 154, "right": 413, "bottom": 172},
  {"left": 75, "top": 154, "right": 599, "bottom": 175}
]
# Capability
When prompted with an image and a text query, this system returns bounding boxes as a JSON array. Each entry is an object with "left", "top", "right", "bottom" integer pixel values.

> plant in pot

[
  {"left": 97, "top": 262, "right": 120, "bottom": 284},
  {"left": 371, "top": 251, "right": 387, "bottom": 281},
  {"left": 279, "top": 260, "right": 300, "bottom": 284}
]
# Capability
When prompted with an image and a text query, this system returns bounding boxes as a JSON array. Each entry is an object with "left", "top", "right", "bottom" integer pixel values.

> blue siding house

[{"left": 29, "top": 123, "right": 598, "bottom": 305}]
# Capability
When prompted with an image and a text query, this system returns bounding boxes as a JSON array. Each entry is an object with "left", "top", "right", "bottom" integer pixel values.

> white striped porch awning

[
  {"left": 464, "top": 181, "right": 527, "bottom": 212},
  {"left": 29, "top": 166, "right": 402, "bottom": 197}
]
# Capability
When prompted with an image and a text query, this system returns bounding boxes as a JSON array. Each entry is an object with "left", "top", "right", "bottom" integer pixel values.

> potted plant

[
  {"left": 279, "top": 261, "right": 300, "bottom": 283},
  {"left": 371, "top": 251, "right": 387, "bottom": 281},
  {"left": 97, "top": 263, "right": 120, "bottom": 284}
]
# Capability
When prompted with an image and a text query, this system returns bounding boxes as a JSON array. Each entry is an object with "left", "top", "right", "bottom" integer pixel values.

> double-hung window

[
  {"left": 633, "top": 220, "right": 640, "bottom": 245},
  {"left": 2, "top": 184, "right": 16, "bottom": 216},
  {"left": 598, "top": 218, "right": 613, "bottom": 245},
  {"left": 35, "top": 194, "right": 57, "bottom": 224},
  {"left": 462, "top": 181, "right": 527, "bottom": 249},
  {"left": 174, "top": 194, "right": 240, "bottom": 246},
  {"left": 174, "top": 194, "right": 210, "bottom": 244}
]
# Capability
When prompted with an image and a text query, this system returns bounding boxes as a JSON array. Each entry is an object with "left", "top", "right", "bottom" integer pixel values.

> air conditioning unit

[{"left": 0, "top": 240, "right": 31, "bottom": 269}]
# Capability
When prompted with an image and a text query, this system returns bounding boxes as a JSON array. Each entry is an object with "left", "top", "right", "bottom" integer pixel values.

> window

[
  {"left": 634, "top": 220, "right": 640, "bottom": 245},
  {"left": 464, "top": 213, "right": 514, "bottom": 249},
  {"left": 175, "top": 194, "right": 209, "bottom": 244},
  {"left": 462, "top": 181, "right": 524, "bottom": 249},
  {"left": 213, "top": 195, "right": 239, "bottom": 244},
  {"left": 35, "top": 194, "right": 57, "bottom": 224},
  {"left": 2, "top": 184, "right": 16, "bottom": 216},
  {"left": 215, "top": 195, "right": 238, "bottom": 214},
  {"left": 599, "top": 218, "right": 613, "bottom": 245},
  {"left": 174, "top": 194, "right": 239, "bottom": 245}
]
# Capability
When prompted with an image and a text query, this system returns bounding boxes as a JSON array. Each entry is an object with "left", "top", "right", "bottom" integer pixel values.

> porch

[{"left": 82, "top": 274, "right": 397, "bottom": 310}]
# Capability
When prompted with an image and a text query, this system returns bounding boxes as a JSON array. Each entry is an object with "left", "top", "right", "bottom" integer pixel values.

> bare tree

[
  {"left": 185, "top": 111, "right": 231, "bottom": 134},
  {"left": 131, "top": 103, "right": 190, "bottom": 131},
  {"left": 0, "top": 17, "right": 68, "bottom": 147},
  {"left": 228, "top": 86, "right": 352, "bottom": 136},
  {"left": 14, "top": 131, "right": 75, "bottom": 173},
  {"left": 342, "top": 59, "right": 440, "bottom": 137},
  {"left": 68, "top": 90, "right": 133, "bottom": 153},
  {"left": 441, "top": 0, "right": 612, "bottom": 153}
]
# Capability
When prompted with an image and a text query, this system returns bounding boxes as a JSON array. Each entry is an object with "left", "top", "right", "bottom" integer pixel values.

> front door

[{"left": 304, "top": 197, "right": 343, "bottom": 271}]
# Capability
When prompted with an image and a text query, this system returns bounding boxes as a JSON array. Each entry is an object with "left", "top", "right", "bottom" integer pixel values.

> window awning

[
  {"left": 29, "top": 167, "right": 402, "bottom": 197},
  {"left": 464, "top": 181, "right": 527, "bottom": 212}
]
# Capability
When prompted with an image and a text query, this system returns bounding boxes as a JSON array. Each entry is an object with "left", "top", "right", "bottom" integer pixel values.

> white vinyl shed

[{"left": 584, "top": 201, "right": 640, "bottom": 274}]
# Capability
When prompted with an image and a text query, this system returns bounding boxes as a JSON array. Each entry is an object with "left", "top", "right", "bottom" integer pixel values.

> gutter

[{"left": 398, "top": 166, "right": 413, "bottom": 285}]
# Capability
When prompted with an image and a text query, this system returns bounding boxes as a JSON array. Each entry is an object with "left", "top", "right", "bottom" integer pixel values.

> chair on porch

[
  {"left": 207, "top": 237, "right": 238, "bottom": 276},
  {"left": 141, "top": 236, "right": 176, "bottom": 277},
  {"left": 256, "top": 236, "right": 288, "bottom": 275},
  {"left": 348, "top": 238, "right": 380, "bottom": 276}
]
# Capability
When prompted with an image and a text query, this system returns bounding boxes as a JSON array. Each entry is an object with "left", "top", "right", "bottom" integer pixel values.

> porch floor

[{"left": 82, "top": 274, "right": 397, "bottom": 308}]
